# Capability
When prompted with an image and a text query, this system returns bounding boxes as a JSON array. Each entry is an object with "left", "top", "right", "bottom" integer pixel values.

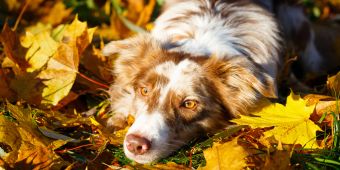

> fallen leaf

[
  {"left": 304, "top": 94, "right": 338, "bottom": 126},
  {"left": 0, "top": 69, "right": 15, "bottom": 100},
  {"left": 21, "top": 31, "right": 59, "bottom": 72},
  {"left": 303, "top": 94, "right": 335, "bottom": 106},
  {"left": 81, "top": 45, "right": 114, "bottom": 83},
  {"left": 199, "top": 137, "right": 248, "bottom": 170},
  {"left": 263, "top": 146, "right": 293, "bottom": 170},
  {"left": 9, "top": 72, "right": 44, "bottom": 105},
  {"left": 0, "top": 23, "right": 29, "bottom": 71},
  {"left": 51, "top": 91, "right": 80, "bottom": 110},
  {"left": 0, "top": 102, "right": 67, "bottom": 169},
  {"left": 2, "top": 17, "right": 96, "bottom": 107},
  {"left": 25, "top": 23, "right": 52, "bottom": 36},
  {"left": 62, "top": 15, "right": 96, "bottom": 55},
  {"left": 37, "top": 44, "right": 78, "bottom": 105},
  {"left": 232, "top": 92, "right": 322, "bottom": 148},
  {"left": 327, "top": 71, "right": 340, "bottom": 96},
  {"left": 40, "top": 1, "right": 72, "bottom": 26}
]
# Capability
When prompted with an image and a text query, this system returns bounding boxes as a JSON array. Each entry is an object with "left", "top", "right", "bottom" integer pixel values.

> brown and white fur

[{"left": 102, "top": 0, "right": 281, "bottom": 164}]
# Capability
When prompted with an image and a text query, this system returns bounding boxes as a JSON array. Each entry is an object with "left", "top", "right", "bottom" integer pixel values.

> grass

[
  {"left": 291, "top": 93, "right": 340, "bottom": 169},
  {"left": 107, "top": 145, "right": 133, "bottom": 165}
]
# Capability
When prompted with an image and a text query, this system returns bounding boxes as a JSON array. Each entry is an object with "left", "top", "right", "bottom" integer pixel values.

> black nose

[{"left": 125, "top": 134, "right": 151, "bottom": 155}]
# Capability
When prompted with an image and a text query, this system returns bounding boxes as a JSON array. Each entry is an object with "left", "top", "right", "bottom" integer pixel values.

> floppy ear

[
  {"left": 204, "top": 57, "right": 277, "bottom": 115},
  {"left": 102, "top": 34, "right": 163, "bottom": 86}
]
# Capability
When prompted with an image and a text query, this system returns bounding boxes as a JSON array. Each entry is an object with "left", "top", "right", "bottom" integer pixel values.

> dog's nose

[{"left": 125, "top": 134, "right": 151, "bottom": 155}]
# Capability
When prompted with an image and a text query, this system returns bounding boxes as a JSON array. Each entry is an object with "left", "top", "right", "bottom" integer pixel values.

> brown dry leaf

[
  {"left": 0, "top": 103, "right": 67, "bottom": 169},
  {"left": 0, "top": 69, "right": 15, "bottom": 100},
  {"left": 263, "top": 148, "right": 293, "bottom": 170},
  {"left": 0, "top": 23, "right": 29, "bottom": 71},
  {"left": 81, "top": 45, "right": 114, "bottom": 83},
  {"left": 327, "top": 71, "right": 340, "bottom": 95},
  {"left": 51, "top": 91, "right": 80, "bottom": 110},
  {"left": 231, "top": 129, "right": 293, "bottom": 169},
  {"left": 9, "top": 72, "right": 44, "bottom": 105},
  {"left": 304, "top": 94, "right": 338, "bottom": 126},
  {"left": 304, "top": 94, "right": 335, "bottom": 106}
]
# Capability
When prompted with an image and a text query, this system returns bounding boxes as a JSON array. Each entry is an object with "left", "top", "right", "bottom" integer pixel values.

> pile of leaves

[{"left": 0, "top": 0, "right": 339, "bottom": 169}]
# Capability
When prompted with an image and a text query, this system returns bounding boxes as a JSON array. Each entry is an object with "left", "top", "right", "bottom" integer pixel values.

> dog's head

[{"left": 103, "top": 34, "right": 276, "bottom": 163}]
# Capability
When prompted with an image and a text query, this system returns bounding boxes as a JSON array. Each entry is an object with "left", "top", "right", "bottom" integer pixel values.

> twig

[
  {"left": 55, "top": 143, "right": 93, "bottom": 154},
  {"left": 13, "top": 0, "right": 31, "bottom": 31}
]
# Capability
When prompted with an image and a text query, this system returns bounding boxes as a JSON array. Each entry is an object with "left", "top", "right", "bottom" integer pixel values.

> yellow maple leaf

[
  {"left": 21, "top": 31, "right": 59, "bottom": 72},
  {"left": 231, "top": 92, "right": 321, "bottom": 148},
  {"left": 199, "top": 137, "right": 248, "bottom": 170},
  {"left": 2, "top": 16, "right": 96, "bottom": 106}
]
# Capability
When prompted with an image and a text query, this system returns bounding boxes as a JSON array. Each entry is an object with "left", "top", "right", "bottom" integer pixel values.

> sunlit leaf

[
  {"left": 1, "top": 17, "right": 96, "bottom": 106},
  {"left": 0, "top": 103, "right": 67, "bottom": 169},
  {"left": 199, "top": 137, "right": 248, "bottom": 170},
  {"left": 21, "top": 31, "right": 59, "bottom": 72},
  {"left": 232, "top": 92, "right": 321, "bottom": 148}
]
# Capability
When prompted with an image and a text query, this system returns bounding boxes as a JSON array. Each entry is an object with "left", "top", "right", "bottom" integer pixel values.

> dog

[{"left": 101, "top": 0, "right": 325, "bottom": 164}]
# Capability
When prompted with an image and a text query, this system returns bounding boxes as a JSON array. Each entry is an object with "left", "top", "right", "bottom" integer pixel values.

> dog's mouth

[{"left": 123, "top": 135, "right": 179, "bottom": 164}]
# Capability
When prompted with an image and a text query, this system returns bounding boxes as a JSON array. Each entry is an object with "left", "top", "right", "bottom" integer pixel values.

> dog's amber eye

[
  {"left": 140, "top": 87, "right": 149, "bottom": 96},
  {"left": 183, "top": 100, "right": 198, "bottom": 109}
]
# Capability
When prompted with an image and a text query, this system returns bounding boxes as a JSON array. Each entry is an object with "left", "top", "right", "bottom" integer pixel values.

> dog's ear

[
  {"left": 102, "top": 34, "right": 162, "bottom": 86},
  {"left": 204, "top": 57, "right": 277, "bottom": 115}
]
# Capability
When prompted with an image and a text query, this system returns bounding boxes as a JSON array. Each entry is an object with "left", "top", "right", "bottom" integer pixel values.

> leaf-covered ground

[{"left": 0, "top": 0, "right": 340, "bottom": 169}]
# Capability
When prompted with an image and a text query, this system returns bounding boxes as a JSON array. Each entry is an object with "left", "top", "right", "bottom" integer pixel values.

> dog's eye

[
  {"left": 139, "top": 87, "right": 149, "bottom": 96},
  {"left": 183, "top": 100, "right": 198, "bottom": 110}
]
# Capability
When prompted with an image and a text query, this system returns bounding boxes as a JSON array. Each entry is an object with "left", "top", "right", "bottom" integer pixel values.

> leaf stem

[{"left": 77, "top": 72, "right": 110, "bottom": 89}]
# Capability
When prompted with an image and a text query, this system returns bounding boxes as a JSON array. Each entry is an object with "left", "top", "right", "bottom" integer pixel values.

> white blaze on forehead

[{"left": 155, "top": 59, "right": 202, "bottom": 104}]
